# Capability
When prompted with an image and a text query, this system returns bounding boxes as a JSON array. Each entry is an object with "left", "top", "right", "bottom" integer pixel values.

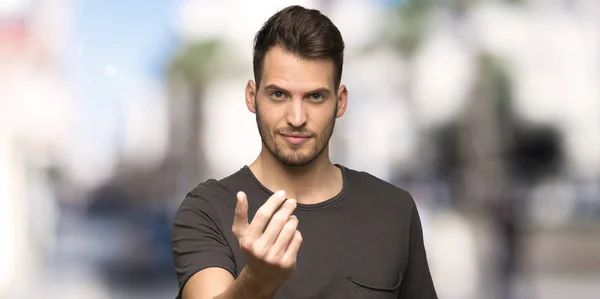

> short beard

[{"left": 255, "top": 98, "right": 337, "bottom": 167}]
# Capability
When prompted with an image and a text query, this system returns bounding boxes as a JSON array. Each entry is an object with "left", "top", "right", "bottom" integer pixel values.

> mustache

[{"left": 274, "top": 127, "right": 316, "bottom": 136}]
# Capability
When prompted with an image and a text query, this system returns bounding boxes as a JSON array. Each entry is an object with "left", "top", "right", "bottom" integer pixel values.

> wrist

[{"left": 238, "top": 267, "right": 279, "bottom": 299}]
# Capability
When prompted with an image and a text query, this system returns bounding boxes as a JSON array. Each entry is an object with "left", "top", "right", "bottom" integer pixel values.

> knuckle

[
  {"left": 286, "top": 217, "right": 299, "bottom": 228},
  {"left": 252, "top": 243, "right": 268, "bottom": 258},
  {"left": 264, "top": 252, "right": 280, "bottom": 265},
  {"left": 280, "top": 256, "right": 296, "bottom": 269},
  {"left": 240, "top": 239, "right": 253, "bottom": 251},
  {"left": 282, "top": 223, "right": 297, "bottom": 234},
  {"left": 284, "top": 200, "right": 296, "bottom": 209},
  {"left": 240, "top": 241, "right": 249, "bottom": 250},
  {"left": 272, "top": 213, "right": 287, "bottom": 224},
  {"left": 256, "top": 209, "right": 269, "bottom": 219}
]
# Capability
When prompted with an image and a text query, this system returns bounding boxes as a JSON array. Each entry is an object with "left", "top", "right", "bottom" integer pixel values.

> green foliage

[
  {"left": 167, "top": 39, "right": 223, "bottom": 86},
  {"left": 386, "top": 0, "right": 526, "bottom": 56},
  {"left": 389, "top": 0, "right": 434, "bottom": 57}
]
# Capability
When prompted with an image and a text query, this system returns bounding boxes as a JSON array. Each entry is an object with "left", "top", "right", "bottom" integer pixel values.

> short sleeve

[
  {"left": 171, "top": 191, "right": 236, "bottom": 297},
  {"left": 397, "top": 195, "right": 438, "bottom": 299}
]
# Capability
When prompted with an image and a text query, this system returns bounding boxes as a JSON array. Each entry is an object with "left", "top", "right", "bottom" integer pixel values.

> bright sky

[{"left": 70, "top": 0, "right": 179, "bottom": 184}]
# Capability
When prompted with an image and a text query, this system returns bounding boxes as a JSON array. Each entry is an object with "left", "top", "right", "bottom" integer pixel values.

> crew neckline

[{"left": 242, "top": 164, "right": 348, "bottom": 211}]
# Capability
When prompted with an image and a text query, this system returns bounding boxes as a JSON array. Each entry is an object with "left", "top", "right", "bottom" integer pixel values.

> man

[{"left": 171, "top": 5, "right": 437, "bottom": 299}]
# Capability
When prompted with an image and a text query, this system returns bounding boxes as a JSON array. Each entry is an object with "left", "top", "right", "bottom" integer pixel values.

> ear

[
  {"left": 245, "top": 80, "right": 257, "bottom": 114},
  {"left": 335, "top": 84, "right": 348, "bottom": 118}
]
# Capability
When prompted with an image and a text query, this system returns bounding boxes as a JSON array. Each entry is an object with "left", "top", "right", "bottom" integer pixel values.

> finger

[
  {"left": 247, "top": 190, "right": 287, "bottom": 240},
  {"left": 232, "top": 191, "right": 249, "bottom": 238},
  {"left": 282, "top": 230, "right": 303, "bottom": 267},
  {"left": 268, "top": 215, "right": 299, "bottom": 258},
  {"left": 258, "top": 199, "right": 297, "bottom": 249}
]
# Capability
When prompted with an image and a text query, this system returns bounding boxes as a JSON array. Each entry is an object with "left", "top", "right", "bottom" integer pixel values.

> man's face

[{"left": 246, "top": 46, "right": 347, "bottom": 167}]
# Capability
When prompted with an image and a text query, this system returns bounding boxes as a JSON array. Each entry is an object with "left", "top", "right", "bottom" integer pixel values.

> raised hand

[{"left": 232, "top": 190, "right": 303, "bottom": 294}]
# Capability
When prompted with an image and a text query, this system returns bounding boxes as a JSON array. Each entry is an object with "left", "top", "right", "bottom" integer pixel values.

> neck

[{"left": 249, "top": 146, "right": 342, "bottom": 205}]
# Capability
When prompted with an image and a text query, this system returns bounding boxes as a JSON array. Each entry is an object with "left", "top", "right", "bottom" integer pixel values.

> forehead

[{"left": 261, "top": 46, "right": 334, "bottom": 91}]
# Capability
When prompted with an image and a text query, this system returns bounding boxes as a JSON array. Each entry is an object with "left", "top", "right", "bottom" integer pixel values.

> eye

[
  {"left": 269, "top": 91, "right": 286, "bottom": 101},
  {"left": 309, "top": 93, "right": 325, "bottom": 102}
]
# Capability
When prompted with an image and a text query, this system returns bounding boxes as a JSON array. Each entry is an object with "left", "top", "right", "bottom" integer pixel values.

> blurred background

[{"left": 1, "top": 0, "right": 600, "bottom": 298}]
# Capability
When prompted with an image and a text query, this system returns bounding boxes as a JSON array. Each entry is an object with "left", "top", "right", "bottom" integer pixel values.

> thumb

[{"left": 232, "top": 191, "right": 249, "bottom": 236}]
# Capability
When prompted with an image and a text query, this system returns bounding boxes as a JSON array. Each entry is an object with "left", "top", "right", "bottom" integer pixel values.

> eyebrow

[{"left": 264, "top": 84, "right": 332, "bottom": 97}]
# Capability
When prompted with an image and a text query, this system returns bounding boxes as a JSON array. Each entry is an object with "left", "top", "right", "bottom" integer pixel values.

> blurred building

[{"left": 0, "top": 0, "right": 74, "bottom": 293}]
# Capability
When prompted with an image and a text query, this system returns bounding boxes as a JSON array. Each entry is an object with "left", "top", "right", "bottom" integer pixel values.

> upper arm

[
  {"left": 172, "top": 191, "right": 237, "bottom": 298},
  {"left": 183, "top": 267, "right": 234, "bottom": 299},
  {"left": 398, "top": 193, "right": 438, "bottom": 299}
]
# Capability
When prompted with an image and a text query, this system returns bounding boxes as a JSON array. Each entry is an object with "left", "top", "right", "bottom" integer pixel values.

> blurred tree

[
  {"left": 167, "top": 40, "right": 224, "bottom": 86},
  {"left": 82, "top": 40, "right": 232, "bottom": 284},
  {"left": 165, "top": 39, "right": 224, "bottom": 196},
  {"left": 386, "top": 0, "right": 434, "bottom": 59},
  {"left": 379, "top": 0, "right": 529, "bottom": 179},
  {"left": 387, "top": 2, "right": 543, "bottom": 299},
  {"left": 433, "top": 52, "right": 562, "bottom": 299},
  {"left": 373, "top": 0, "right": 435, "bottom": 178}
]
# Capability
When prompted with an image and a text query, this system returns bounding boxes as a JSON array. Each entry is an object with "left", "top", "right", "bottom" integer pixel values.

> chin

[
  {"left": 281, "top": 151, "right": 320, "bottom": 166},
  {"left": 279, "top": 158, "right": 314, "bottom": 168}
]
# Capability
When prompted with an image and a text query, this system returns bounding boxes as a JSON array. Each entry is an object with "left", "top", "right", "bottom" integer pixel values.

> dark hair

[{"left": 253, "top": 5, "right": 345, "bottom": 90}]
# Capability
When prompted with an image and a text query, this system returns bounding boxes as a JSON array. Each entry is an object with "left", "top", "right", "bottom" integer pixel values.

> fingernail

[
  {"left": 287, "top": 199, "right": 297, "bottom": 206},
  {"left": 276, "top": 190, "right": 286, "bottom": 197}
]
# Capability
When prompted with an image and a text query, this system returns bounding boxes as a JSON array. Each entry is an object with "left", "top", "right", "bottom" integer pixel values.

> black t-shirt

[{"left": 172, "top": 165, "right": 437, "bottom": 299}]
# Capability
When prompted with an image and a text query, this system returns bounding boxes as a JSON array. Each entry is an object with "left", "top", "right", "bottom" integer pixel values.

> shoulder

[
  {"left": 180, "top": 167, "right": 248, "bottom": 214},
  {"left": 341, "top": 165, "right": 416, "bottom": 210}
]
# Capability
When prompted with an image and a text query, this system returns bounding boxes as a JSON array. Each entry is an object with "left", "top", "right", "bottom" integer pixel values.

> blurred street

[
  {"left": 5, "top": 210, "right": 599, "bottom": 299},
  {"left": 517, "top": 224, "right": 600, "bottom": 299},
  {"left": 4, "top": 211, "right": 178, "bottom": 299}
]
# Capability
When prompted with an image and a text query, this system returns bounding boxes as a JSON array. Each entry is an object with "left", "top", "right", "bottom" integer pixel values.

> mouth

[{"left": 279, "top": 133, "right": 311, "bottom": 145}]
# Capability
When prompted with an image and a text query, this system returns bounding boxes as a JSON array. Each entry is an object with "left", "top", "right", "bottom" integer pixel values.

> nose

[{"left": 286, "top": 97, "right": 308, "bottom": 128}]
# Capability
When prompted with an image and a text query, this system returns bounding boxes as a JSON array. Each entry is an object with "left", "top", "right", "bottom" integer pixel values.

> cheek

[
  {"left": 258, "top": 107, "right": 284, "bottom": 131},
  {"left": 310, "top": 109, "right": 336, "bottom": 130}
]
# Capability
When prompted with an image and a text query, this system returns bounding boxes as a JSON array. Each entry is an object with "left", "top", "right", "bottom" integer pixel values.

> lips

[
  {"left": 280, "top": 133, "right": 311, "bottom": 138},
  {"left": 280, "top": 133, "right": 311, "bottom": 145}
]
